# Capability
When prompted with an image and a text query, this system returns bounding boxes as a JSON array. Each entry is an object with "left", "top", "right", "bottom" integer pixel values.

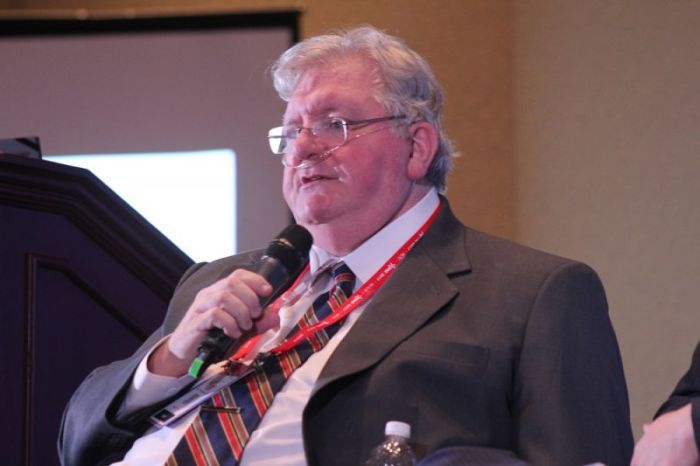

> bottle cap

[{"left": 385, "top": 420, "right": 411, "bottom": 439}]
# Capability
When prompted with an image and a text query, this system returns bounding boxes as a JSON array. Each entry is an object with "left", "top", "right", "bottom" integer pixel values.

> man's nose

[{"left": 286, "top": 128, "right": 320, "bottom": 167}]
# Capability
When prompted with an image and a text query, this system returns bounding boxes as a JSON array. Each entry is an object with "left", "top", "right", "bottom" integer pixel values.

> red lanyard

[{"left": 231, "top": 201, "right": 441, "bottom": 360}]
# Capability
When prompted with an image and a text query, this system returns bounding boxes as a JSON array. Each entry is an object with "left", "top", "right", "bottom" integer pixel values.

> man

[
  {"left": 59, "top": 26, "right": 633, "bottom": 465},
  {"left": 632, "top": 341, "right": 700, "bottom": 466}
]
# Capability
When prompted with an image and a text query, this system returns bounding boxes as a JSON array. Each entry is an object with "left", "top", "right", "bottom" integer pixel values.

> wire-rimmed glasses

[{"left": 267, "top": 115, "right": 405, "bottom": 169}]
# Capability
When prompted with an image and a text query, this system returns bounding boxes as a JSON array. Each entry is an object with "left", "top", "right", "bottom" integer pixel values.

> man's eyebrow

[{"left": 283, "top": 107, "right": 341, "bottom": 126}]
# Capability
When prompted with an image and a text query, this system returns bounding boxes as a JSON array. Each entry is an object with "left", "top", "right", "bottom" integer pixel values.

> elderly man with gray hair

[{"left": 59, "top": 25, "right": 633, "bottom": 466}]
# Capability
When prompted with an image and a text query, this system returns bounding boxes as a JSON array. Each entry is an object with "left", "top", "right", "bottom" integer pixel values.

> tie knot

[{"left": 330, "top": 261, "right": 355, "bottom": 296}]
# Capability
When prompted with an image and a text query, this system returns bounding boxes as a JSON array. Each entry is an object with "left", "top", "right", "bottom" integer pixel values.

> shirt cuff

[{"left": 117, "top": 336, "right": 193, "bottom": 418}]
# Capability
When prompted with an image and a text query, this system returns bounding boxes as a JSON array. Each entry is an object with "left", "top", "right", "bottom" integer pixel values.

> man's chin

[
  {"left": 291, "top": 199, "right": 338, "bottom": 226},
  {"left": 295, "top": 213, "right": 332, "bottom": 228}
]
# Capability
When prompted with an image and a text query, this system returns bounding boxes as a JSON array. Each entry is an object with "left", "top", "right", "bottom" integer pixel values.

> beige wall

[
  {"left": 514, "top": 0, "right": 700, "bottom": 437},
  {"left": 3, "top": 0, "right": 699, "bottom": 440},
  {"left": 0, "top": 0, "right": 516, "bottom": 237}
]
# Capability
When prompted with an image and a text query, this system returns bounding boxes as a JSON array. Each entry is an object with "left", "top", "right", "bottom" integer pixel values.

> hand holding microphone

[
  {"left": 147, "top": 224, "right": 312, "bottom": 379},
  {"left": 188, "top": 224, "right": 313, "bottom": 377}
]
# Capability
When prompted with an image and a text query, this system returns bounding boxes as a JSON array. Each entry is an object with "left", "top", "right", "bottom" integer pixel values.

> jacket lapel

[{"left": 316, "top": 202, "right": 472, "bottom": 386}]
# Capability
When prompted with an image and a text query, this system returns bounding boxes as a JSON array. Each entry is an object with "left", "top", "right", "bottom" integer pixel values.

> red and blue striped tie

[{"left": 168, "top": 262, "right": 355, "bottom": 466}]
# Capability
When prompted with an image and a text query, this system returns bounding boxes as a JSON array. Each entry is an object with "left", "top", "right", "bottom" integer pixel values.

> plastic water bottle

[{"left": 365, "top": 420, "right": 417, "bottom": 466}]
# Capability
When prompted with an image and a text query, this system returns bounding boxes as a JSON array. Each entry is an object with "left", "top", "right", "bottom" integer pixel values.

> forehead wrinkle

[
  {"left": 283, "top": 89, "right": 371, "bottom": 125},
  {"left": 283, "top": 58, "right": 384, "bottom": 125}
]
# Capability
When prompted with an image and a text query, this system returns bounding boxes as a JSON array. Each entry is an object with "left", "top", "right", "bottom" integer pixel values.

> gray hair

[{"left": 271, "top": 26, "right": 454, "bottom": 192}]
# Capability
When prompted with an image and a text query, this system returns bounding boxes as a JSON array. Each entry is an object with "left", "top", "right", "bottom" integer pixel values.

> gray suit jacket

[{"left": 58, "top": 202, "right": 633, "bottom": 466}]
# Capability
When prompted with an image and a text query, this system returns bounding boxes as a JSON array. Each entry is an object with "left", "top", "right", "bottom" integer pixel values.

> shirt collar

[{"left": 308, "top": 188, "right": 439, "bottom": 285}]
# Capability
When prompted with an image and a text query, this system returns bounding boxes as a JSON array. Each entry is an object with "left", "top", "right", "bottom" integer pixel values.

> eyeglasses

[{"left": 267, "top": 115, "right": 405, "bottom": 169}]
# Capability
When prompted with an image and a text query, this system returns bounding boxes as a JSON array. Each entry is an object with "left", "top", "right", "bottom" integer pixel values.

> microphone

[{"left": 188, "top": 224, "right": 313, "bottom": 378}]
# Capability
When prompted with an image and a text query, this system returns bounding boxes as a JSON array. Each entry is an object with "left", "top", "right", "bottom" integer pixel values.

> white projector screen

[
  {"left": 0, "top": 13, "right": 296, "bottom": 258},
  {"left": 44, "top": 149, "right": 237, "bottom": 262}
]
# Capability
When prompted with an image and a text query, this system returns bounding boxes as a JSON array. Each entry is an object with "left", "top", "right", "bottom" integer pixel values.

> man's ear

[{"left": 406, "top": 121, "right": 439, "bottom": 181}]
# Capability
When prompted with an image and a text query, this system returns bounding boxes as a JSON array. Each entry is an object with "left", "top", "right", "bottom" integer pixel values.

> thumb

[{"left": 254, "top": 311, "right": 281, "bottom": 334}]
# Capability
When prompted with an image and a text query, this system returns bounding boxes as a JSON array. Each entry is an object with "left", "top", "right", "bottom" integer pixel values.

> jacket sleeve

[
  {"left": 57, "top": 261, "right": 209, "bottom": 466},
  {"left": 655, "top": 341, "right": 700, "bottom": 451},
  {"left": 57, "top": 335, "right": 164, "bottom": 466},
  {"left": 512, "top": 262, "right": 634, "bottom": 466}
]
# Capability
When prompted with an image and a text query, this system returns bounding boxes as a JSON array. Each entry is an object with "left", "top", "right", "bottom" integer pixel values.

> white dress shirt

[{"left": 113, "top": 188, "right": 439, "bottom": 466}]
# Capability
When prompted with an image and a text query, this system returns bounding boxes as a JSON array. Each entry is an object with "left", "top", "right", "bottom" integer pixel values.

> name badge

[{"left": 149, "top": 361, "right": 258, "bottom": 428}]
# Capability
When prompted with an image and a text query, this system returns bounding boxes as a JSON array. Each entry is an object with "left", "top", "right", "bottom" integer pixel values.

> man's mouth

[{"left": 301, "top": 174, "right": 330, "bottom": 185}]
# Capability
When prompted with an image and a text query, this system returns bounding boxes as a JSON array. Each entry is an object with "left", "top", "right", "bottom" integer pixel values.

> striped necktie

[{"left": 168, "top": 262, "right": 356, "bottom": 466}]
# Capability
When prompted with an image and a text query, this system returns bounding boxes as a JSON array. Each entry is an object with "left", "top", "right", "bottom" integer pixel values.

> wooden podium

[{"left": 0, "top": 153, "right": 194, "bottom": 465}]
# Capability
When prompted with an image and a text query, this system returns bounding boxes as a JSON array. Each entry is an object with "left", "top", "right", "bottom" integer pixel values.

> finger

[
  {"left": 220, "top": 301, "right": 255, "bottom": 334},
  {"left": 215, "top": 288, "right": 260, "bottom": 326},
  {"left": 224, "top": 269, "right": 273, "bottom": 318},
  {"left": 254, "top": 311, "right": 281, "bottom": 334},
  {"left": 227, "top": 269, "right": 273, "bottom": 300},
  {"left": 189, "top": 269, "right": 270, "bottom": 313},
  {"left": 167, "top": 309, "right": 234, "bottom": 361},
  {"left": 210, "top": 303, "right": 281, "bottom": 340}
]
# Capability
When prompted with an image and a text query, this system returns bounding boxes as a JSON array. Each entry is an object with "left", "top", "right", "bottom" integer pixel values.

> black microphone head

[{"left": 264, "top": 224, "right": 313, "bottom": 275}]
